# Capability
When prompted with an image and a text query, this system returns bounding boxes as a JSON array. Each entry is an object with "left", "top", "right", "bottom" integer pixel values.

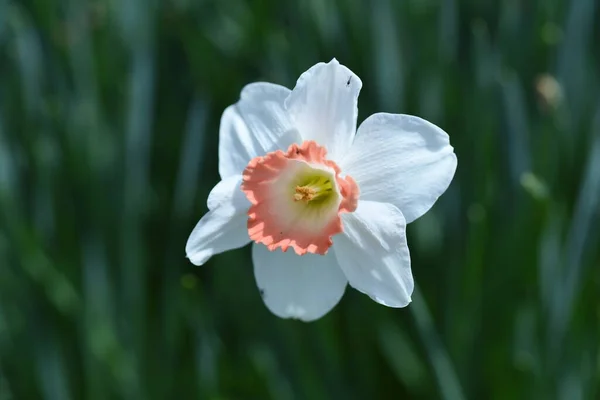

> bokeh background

[{"left": 1, "top": 0, "right": 599, "bottom": 398}]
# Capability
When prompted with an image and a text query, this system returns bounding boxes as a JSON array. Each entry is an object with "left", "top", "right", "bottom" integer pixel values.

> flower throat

[{"left": 294, "top": 175, "right": 333, "bottom": 204}]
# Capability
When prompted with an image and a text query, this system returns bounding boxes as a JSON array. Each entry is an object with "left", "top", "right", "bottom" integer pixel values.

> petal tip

[{"left": 186, "top": 252, "right": 209, "bottom": 266}]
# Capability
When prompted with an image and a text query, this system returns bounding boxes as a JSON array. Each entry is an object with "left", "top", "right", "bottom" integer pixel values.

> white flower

[{"left": 186, "top": 59, "right": 457, "bottom": 321}]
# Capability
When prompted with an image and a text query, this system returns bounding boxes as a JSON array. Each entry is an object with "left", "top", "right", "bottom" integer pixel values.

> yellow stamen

[
  {"left": 293, "top": 176, "right": 333, "bottom": 203},
  {"left": 294, "top": 186, "right": 317, "bottom": 201}
]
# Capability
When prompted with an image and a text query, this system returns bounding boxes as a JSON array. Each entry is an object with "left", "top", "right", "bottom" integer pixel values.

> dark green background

[{"left": 1, "top": 0, "right": 599, "bottom": 399}]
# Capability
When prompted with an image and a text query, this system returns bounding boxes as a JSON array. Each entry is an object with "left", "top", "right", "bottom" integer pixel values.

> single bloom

[{"left": 186, "top": 59, "right": 457, "bottom": 321}]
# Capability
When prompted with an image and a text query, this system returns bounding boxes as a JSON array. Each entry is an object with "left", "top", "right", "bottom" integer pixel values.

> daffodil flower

[{"left": 186, "top": 59, "right": 457, "bottom": 321}]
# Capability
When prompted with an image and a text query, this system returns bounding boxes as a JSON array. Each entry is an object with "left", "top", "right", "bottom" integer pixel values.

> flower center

[
  {"left": 241, "top": 140, "right": 360, "bottom": 255},
  {"left": 293, "top": 174, "right": 333, "bottom": 203}
]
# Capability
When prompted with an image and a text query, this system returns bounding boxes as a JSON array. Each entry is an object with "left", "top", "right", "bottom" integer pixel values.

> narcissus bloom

[{"left": 186, "top": 59, "right": 457, "bottom": 321}]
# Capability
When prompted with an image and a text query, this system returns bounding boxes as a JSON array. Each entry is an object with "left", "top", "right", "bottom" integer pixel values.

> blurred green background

[{"left": 1, "top": 0, "right": 599, "bottom": 398}]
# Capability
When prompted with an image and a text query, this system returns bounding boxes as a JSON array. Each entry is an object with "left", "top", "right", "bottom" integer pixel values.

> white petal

[
  {"left": 207, "top": 175, "right": 243, "bottom": 210},
  {"left": 334, "top": 201, "right": 413, "bottom": 307},
  {"left": 341, "top": 113, "right": 457, "bottom": 223},
  {"left": 186, "top": 177, "right": 251, "bottom": 265},
  {"left": 253, "top": 244, "right": 347, "bottom": 321},
  {"left": 219, "top": 82, "right": 294, "bottom": 179},
  {"left": 285, "top": 59, "right": 362, "bottom": 161}
]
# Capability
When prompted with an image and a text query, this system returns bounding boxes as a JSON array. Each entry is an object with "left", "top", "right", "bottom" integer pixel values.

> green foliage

[{"left": 1, "top": 0, "right": 599, "bottom": 398}]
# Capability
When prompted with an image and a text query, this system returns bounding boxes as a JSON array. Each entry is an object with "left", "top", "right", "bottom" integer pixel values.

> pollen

[
  {"left": 294, "top": 186, "right": 317, "bottom": 201},
  {"left": 293, "top": 176, "right": 334, "bottom": 203}
]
